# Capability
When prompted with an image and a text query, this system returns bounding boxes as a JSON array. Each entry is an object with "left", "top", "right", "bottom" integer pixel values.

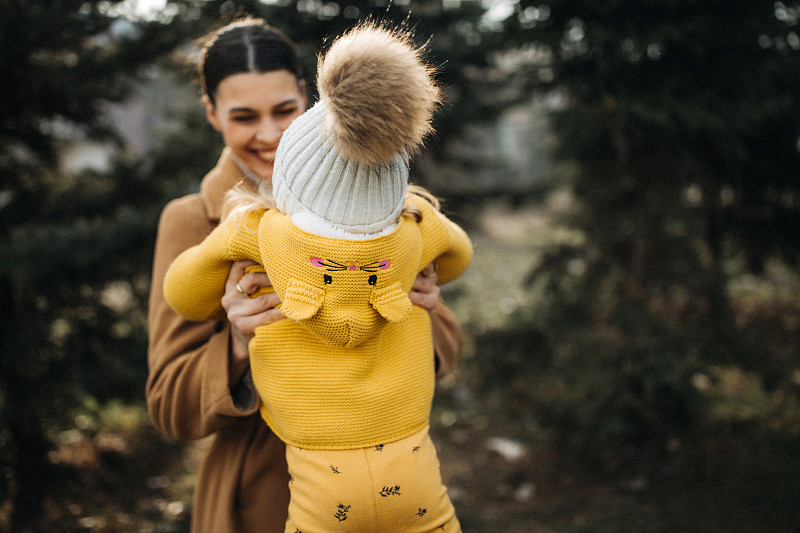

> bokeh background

[{"left": 2, "top": 1, "right": 800, "bottom": 531}]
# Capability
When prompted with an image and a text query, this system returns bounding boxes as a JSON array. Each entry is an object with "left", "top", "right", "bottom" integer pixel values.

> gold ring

[{"left": 236, "top": 282, "right": 246, "bottom": 295}]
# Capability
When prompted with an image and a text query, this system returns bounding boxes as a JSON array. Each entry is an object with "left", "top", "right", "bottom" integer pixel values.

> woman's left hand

[{"left": 409, "top": 262, "right": 440, "bottom": 311}]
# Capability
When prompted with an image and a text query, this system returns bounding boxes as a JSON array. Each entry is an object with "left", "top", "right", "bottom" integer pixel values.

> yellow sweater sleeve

[
  {"left": 408, "top": 195, "right": 473, "bottom": 284},
  {"left": 163, "top": 209, "right": 264, "bottom": 322}
]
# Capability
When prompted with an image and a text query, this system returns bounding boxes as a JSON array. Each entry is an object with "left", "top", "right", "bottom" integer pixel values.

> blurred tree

[
  {"left": 473, "top": 0, "right": 800, "bottom": 458},
  {"left": 0, "top": 1, "right": 203, "bottom": 528}
]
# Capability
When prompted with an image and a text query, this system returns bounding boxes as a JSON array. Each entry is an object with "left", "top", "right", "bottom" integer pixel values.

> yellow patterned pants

[{"left": 284, "top": 426, "right": 461, "bottom": 533}]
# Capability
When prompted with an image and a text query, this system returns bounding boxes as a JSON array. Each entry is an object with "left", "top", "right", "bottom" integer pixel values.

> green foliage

[
  {"left": 0, "top": 1, "right": 203, "bottom": 528},
  {"left": 465, "top": 0, "right": 800, "bottom": 462},
  {"left": 501, "top": 0, "right": 800, "bottom": 263}
]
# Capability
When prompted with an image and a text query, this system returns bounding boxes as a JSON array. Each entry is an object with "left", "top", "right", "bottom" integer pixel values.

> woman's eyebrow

[
  {"left": 273, "top": 97, "right": 301, "bottom": 109},
  {"left": 228, "top": 98, "right": 300, "bottom": 115}
]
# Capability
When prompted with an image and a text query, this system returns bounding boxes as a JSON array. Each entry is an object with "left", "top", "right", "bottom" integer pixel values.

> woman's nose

[{"left": 256, "top": 119, "right": 282, "bottom": 144}]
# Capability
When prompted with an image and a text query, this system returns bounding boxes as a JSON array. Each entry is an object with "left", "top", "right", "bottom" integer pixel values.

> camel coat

[{"left": 146, "top": 148, "right": 463, "bottom": 533}]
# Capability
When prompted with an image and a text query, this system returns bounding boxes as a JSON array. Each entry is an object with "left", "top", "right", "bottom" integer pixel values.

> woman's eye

[
  {"left": 275, "top": 107, "right": 298, "bottom": 117},
  {"left": 368, "top": 275, "right": 377, "bottom": 286},
  {"left": 232, "top": 115, "right": 255, "bottom": 123}
]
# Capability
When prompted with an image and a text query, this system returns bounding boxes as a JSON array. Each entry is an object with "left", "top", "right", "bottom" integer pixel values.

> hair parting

[{"left": 198, "top": 16, "right": 302, "bottom": 106}]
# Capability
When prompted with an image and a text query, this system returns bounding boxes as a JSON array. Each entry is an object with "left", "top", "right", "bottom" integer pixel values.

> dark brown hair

[{"left": 199, "top": 17, "right": 302, "bottom": 106}]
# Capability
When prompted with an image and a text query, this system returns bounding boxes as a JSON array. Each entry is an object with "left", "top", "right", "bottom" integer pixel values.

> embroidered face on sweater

[{"left": 258, "top": 210, "right": 423, "bottom": 347}]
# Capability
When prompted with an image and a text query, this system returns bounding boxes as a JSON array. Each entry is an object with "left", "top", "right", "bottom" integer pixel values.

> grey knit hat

[
  {"left": 272, "top": 100, "right": 408, "bottom": 235},
  {"left": 271, "top": 24, "right": 439, "bottom": 236}
]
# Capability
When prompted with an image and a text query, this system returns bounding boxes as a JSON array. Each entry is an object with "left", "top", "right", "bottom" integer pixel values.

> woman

[{"left": 146, "top": 17, "right": 463, "bottom": 533}]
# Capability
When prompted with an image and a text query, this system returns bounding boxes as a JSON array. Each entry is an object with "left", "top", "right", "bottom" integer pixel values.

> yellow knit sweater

[{"left": 164, "top": 194, "right": 472, "bottom": 449}]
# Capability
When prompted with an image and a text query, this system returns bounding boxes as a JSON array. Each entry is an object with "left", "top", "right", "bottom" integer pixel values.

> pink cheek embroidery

[{"left": 309, "top": 257, "right": 390, "bottom": 273}]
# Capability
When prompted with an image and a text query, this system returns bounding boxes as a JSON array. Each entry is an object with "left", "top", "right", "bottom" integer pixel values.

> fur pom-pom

[{"left": 317, "top": 24, "right": 440, "bottom": 165}]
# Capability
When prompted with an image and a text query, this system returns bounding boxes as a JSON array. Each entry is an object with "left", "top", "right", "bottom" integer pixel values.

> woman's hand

[
  {"left": 409, "top": 262, "right": 440, "bottom": 311},
  {"left": 221, "top": 260, "right": 284, "bottom": 382}
]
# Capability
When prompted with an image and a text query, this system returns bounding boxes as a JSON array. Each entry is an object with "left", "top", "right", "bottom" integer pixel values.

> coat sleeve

[
  {"left": 429, "top": 299, "right": 463, "bottom": 380},
  {"left": 146, "top": 196, "right": 259, "bottom": 441}
]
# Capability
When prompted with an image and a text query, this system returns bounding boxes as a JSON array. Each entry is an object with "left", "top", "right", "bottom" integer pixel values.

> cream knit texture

[
  {"left": 163, "top": 195, "right": 472, "bottom": 449},
  {"left": 272, "top": 100, "right": 407, "bottom": 236}
]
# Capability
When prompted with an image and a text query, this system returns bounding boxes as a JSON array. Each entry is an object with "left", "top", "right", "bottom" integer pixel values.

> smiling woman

[
  {"left": 198, "top": 19, "right": 306, "bottom": 182},
  {"left": 203, "top": 71, "right": 306, "bottom": 181}
]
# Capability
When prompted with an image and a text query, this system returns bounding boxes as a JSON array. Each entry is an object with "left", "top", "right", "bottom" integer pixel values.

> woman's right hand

[{"left": 221, "top": 260, "right": 284, "bottom": 382}]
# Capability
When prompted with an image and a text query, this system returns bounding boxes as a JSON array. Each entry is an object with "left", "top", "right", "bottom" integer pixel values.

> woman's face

[{"left": 204, "top": 70, "right": 306, "bottom": 181}]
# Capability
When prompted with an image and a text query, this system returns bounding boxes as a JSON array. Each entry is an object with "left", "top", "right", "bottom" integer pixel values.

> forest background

[{"left": 2, "top": 0, "right": 800, "bottom": 531}]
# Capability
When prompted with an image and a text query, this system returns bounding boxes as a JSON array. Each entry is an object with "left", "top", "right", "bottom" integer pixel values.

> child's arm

[
  {"left": 164, "top": 210, "right": 263, "bottom": 322},
  {"left": 409, "top": 195, "right": 473, "bottom": 284}
]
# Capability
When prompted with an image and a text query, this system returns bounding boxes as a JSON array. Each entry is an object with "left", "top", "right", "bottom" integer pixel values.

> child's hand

[
  {"left": 222, "top": 260, "right": 284, "bottom": 381},
  {"left": 409, "top": 262, "right": 440, "bottom": 311}
]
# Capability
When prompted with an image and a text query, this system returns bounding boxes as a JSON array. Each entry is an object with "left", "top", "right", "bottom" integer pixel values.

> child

[{"left": 164, "top": 23, "right": 471, "bottom": 532}]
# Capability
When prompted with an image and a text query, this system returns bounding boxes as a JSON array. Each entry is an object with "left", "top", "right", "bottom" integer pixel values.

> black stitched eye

[
  {"left": 368, "top": 274, "right": 377, "bottom": 286},
  {"left": 324, "top": 274, "right": 333, "bottom": 285}
]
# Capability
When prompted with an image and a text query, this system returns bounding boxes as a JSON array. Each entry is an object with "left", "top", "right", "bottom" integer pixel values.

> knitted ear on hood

[{"left": 317, "top": 23, "right": 440, "bottom": 166}]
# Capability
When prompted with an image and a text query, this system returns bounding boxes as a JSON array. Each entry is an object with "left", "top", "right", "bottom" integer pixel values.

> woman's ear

[{"left": 202, "top": 95, "right": 221, "bottom": 131}]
